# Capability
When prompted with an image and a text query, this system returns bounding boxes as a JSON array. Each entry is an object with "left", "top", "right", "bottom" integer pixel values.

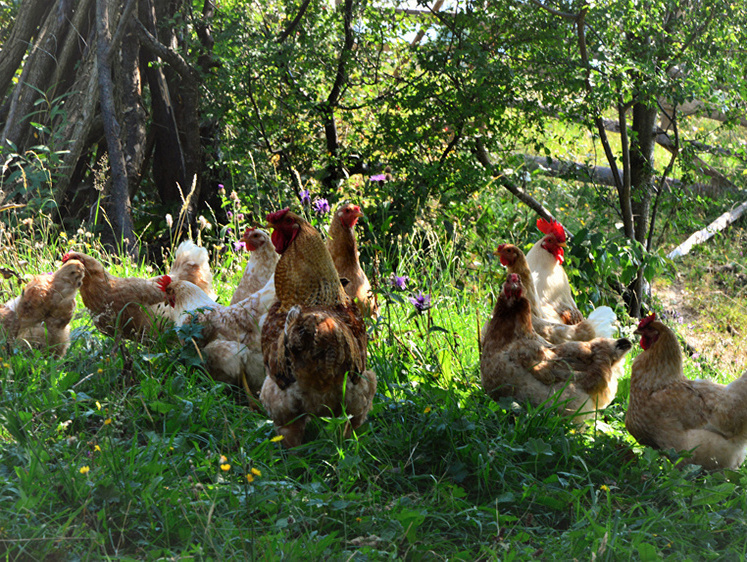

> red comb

[
  {"left": 266, "top": 208, "right": 290, "bottom": 224},
  {"left": 157, "top": 275, "right": 171, "bottom": 292},
  {"left": 537, "top": 218, "right": 566, "bottom": 243},
  {"left": 62, "top": 253, "right": 71, "bottom": 263},
  {"left": 638, "top": 313, "right": 656, "bottom": 329},
  {"left": 497, "top": 243, "right": 506, "bottom": 252}
]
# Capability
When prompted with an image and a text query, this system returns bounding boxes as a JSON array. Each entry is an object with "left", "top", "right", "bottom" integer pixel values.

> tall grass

[{"left": 1, "top": 209, "right": 747, "bottom": 560}]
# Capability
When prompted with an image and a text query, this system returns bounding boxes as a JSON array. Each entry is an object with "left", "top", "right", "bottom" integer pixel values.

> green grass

[{"left": 2, "top": 216, "right": 747, "bottom": 561}]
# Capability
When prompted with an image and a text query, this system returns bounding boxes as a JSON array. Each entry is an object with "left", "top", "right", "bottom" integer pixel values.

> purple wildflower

[
  {"left": 227, "top": 210, "right": 233, "bottom": 219},
  {"left": 299, "top": 189, "right": 312, "bottom": 205},
  {"left": 409, "top": 292, "right": 431, "bottom": 313},
  {"left": 218, "top": 184, "right": 225, "bottom": 196},
  {"left": 369, "top": 173, "right": 387, "bottom": 182},
  {"left": 226, "top": 227, "right": 233, "bottom": 236},
  {"left": 233, "top": 240, "right": 247, "bottom": 252},
  {"left": 313, "top": 198, "right": 330, "bottom": 215},
  {"left": 391, "top": 275, "right": 409, "bottom": 290},
  {"left": 237, "top": 213, "right": 245, "bottom": 222}
]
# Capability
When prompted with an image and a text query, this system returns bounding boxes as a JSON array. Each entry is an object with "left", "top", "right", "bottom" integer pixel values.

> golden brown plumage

[
  {"left": 260, "top": 209, "right": 376, "bottom": 448},
  {"left": 626, "top": 314, "right": 747, "bottom": 470},
  {"left": 480, "top": 273, "right": 631, "bottom": 419},
  {"left": 63, "top": 251, "right": 170, "bottom": 341},
  {"left": 327, "top": 203, "right": 378, "bottom": 318},
  {"left": 0, "top": 260, "right": 84, "bottom": 356}
]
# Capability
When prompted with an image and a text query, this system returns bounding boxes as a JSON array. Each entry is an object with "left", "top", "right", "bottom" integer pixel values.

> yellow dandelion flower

[
  {"left": 95, "top": 401, "right": 102, "bottom": 410},
  {"left": 3, "top": 363, "right": 9, "bottom": 369},
  {"left": 251, "top": 467, "right": 262, "bottom": 477},
  {"left": 79, "top": 466, "right": 90, "bottom": 474},
  {"left": 246, "top": 473, "right": 255, "bottom": 483},
  {"left": 104, "top": 418, "right": 112, "bottom": 425},
  {"left": 355, "top": 517, "right": 362, "bottom": 522},
  {"left": 600, "top": 484, "right": 610, "bottom": 492},
  {"left": 97, "top": 368, "right": 103, "bottom": 374},
  {"left": 424, "top": 406, "right": 432, "bottom": 414},
  {"left": 220, "top": 463, "right": 231, "bottom": 472},
  {"left": 219, "top": 455, "right": 227, "bottom": 464},
  {"left": 270, "top": 435, "right": 284, "bottom": 443},
  {"left": 94, "top": 445, "right": 101, "bottom": 452}
]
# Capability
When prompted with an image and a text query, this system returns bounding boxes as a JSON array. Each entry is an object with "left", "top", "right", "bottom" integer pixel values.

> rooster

[
  {"left": 327, "top": 203, "right": 378, "bottom": 318},
  {"left": 1, "top": 259, "right": 85, "bottom": 356},
  {"left": 481, "top": 273, "right": 631, "bottom": 418},
  {"left": 62, "top": 252, "right": 171, "bottom": 341},
  {"left": 495, "top": 243, "right": 612, "bottom": 343},
  {"left": 159, "top": 276, "right": 273, "bottom": 397},
  {"left": 261, "top": 208, "right": 377, "bottom": 448},
  {"left": 230, "top": 227, "right": 278, "bottom": 306},
  {"left": 525, "top": 218, "right": 616, "bottom": 335},
  {"left": 626, "top": 314, "right": 747, "bottom": 470}
]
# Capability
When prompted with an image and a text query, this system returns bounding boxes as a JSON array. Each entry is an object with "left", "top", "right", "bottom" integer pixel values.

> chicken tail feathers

[{"left": 586, "top": 306, "right": 617, "bottom": 339}]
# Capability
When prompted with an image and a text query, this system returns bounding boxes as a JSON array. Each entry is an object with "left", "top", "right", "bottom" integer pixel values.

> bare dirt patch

[{"left": 653, "top": 272, "right": 747, "bottom": 379}]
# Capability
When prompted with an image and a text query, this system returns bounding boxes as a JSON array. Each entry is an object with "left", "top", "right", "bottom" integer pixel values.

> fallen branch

[
  {"left": 522, "top": 154, "right": 716, "bottom": 195},
  {"left": 667, "top": 200, "right": 747, "bottom": 259}
]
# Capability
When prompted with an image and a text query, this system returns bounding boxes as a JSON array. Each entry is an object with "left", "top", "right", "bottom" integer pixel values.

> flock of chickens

[{"left": 1, "top": 205, "right": 747, "bottom": 470}]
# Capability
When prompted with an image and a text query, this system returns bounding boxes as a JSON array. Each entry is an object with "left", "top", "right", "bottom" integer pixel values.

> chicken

[
  {"left": 62, "top": 251, "right": 171, "bottom": 341},
  {"left": 230, "top": 227, "right": 278, "bottom": 306},
  {"left": 0, "top": 259, "right": 85, "bottom": 356},
  {"left": 480, "top": 273, "right": 631, "bottom": 418},
  {"left": 496, "top": 243, "right": 610, "bottom": 343},
  {"left": 626, "top": 314, "right": 747, "bottom": 470},
  {"left": 327, "top": 203, "right": 378, "bottom": 318},
  {"left": 260, "top": 208, "right": 377, "bottom": 448},
  {"left": 150, "top": 239, "right": 217, "bottom": 322},
  {"left": 525, "top": 219, "right": 617, "bottom": 336},
  {"left": 168, "top": 240, "right": 216, "bottom": 299},
  {"left": 159, "top": 275, "right": 274, "bottom": 396}
]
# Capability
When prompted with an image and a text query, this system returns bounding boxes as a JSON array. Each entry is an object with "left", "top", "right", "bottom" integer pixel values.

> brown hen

[
  {"left": 1, "top": 259, "right": 84, "bottom": 356},
  {"left": 260, "top": 209, "right": 376, "bottom": 448},
  {"left": 480, "top": 273, "right": 631, "bottom": 419},
  {"left": 626, "top": 314, "right": 747, "bottom": 470},
  {"left": 63, "top": 251, "right": 170, "bottom": 341},
  {"left": 327, "top": 203, "right": 378, "bottom": 318}
]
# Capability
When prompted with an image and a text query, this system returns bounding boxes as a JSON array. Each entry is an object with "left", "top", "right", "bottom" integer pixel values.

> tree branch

[
  {"left": 277, "top": 0, "right": 313, "bottom": 44},
  {"left": 473, "top": 137, "right": 566, "bottom": 235},
  {"left": 135, "top": 18, "right": 198, "bottom": 81}
]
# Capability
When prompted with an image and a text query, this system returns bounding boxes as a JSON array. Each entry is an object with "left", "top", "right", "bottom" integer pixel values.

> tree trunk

[
  {"left": 0, "top": 0, "right": 52, "bottom": 107},
  {"left": 138, "top": 0, "right": 188, "bottom": 206},
  {"left": 625, "top": 102, "right": 659, "bottom": 317},
  {"left": 1, "top": 0, "right": 72, "bottom": 148},
  {"left": 96, "top": 0, "right": 136, "bottom": 254}
]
